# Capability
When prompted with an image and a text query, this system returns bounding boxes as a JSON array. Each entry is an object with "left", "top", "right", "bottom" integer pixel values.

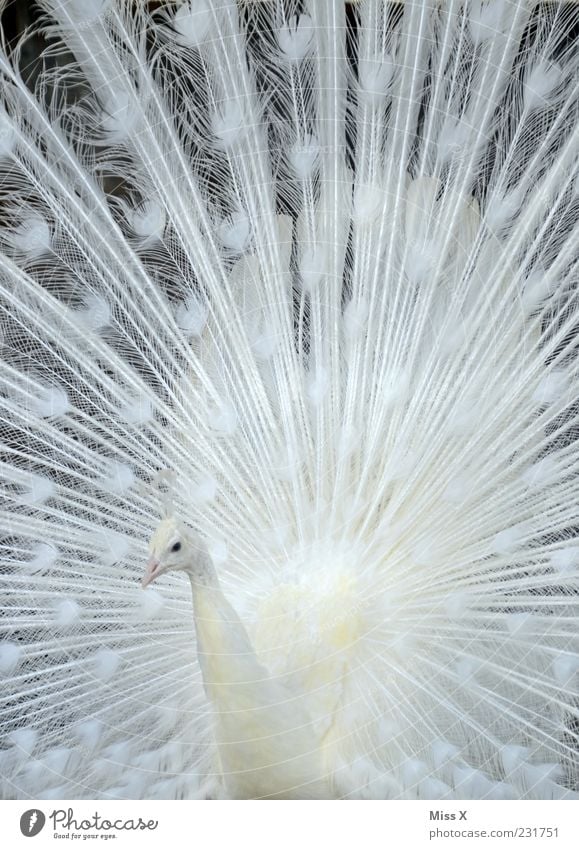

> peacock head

[{"left": 142, "top": 516, "right": 192, "bottom": 588}]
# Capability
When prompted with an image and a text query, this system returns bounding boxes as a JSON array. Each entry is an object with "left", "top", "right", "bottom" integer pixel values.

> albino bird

[
  {"left": 144, "top": 517, "right": 329, "bottom": 799},
  {"left": 0, "top": 0, "right": 578, "bottom": 800}
]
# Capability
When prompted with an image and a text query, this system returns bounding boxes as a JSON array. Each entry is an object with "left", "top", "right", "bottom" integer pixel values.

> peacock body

[{"left": 1, "top": 0, "right": 579, "bottom": 799}]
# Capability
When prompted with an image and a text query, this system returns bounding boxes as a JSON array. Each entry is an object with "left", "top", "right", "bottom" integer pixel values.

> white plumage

[
  {"left": 0, "top": 0, "right": 578, "bottom": 800},
  {"left": 144, "top": 518, "right": 329, "bottom": 799}
]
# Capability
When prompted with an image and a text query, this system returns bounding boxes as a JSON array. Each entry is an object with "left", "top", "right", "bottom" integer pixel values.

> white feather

[
  {"left": 278, "top": 15, "right": 314, "bottom": 63},
  {"left": 172, "top": 1, "right": 212, "bottom": 47},
  {"left": 10, "top": 216, "right": 51, "bottom": 259},
  {"left": 524, "top": 61, "right": 563, "bottom": 111},
  {"left": 0, "top": 643, "right": 22, "bottom": 675}
]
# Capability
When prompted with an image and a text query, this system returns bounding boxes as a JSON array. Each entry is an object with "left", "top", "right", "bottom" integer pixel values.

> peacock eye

[{"left": 171, "top": 541, "right": 181, "bottom": 553}]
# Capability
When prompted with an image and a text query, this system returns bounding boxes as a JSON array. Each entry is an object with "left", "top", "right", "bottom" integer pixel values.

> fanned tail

[{"left": 0, "top": 0, "right": 578, "bottom": 799}]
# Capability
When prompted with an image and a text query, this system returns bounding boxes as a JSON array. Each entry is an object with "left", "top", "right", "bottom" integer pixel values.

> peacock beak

[{"left": 142, "top": 556, "right": 162, "bottom": 589}]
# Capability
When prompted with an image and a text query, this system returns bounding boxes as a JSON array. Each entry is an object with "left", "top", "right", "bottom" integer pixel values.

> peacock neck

[
  {"left": 185, "top": 553, "right": 325, "bottom": 799},
  {"left": 184, "top": 546, "right": 220, "bottom": 590},
  {"left": 186, "top": 558, "right": 259, "bottom": 672}
]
